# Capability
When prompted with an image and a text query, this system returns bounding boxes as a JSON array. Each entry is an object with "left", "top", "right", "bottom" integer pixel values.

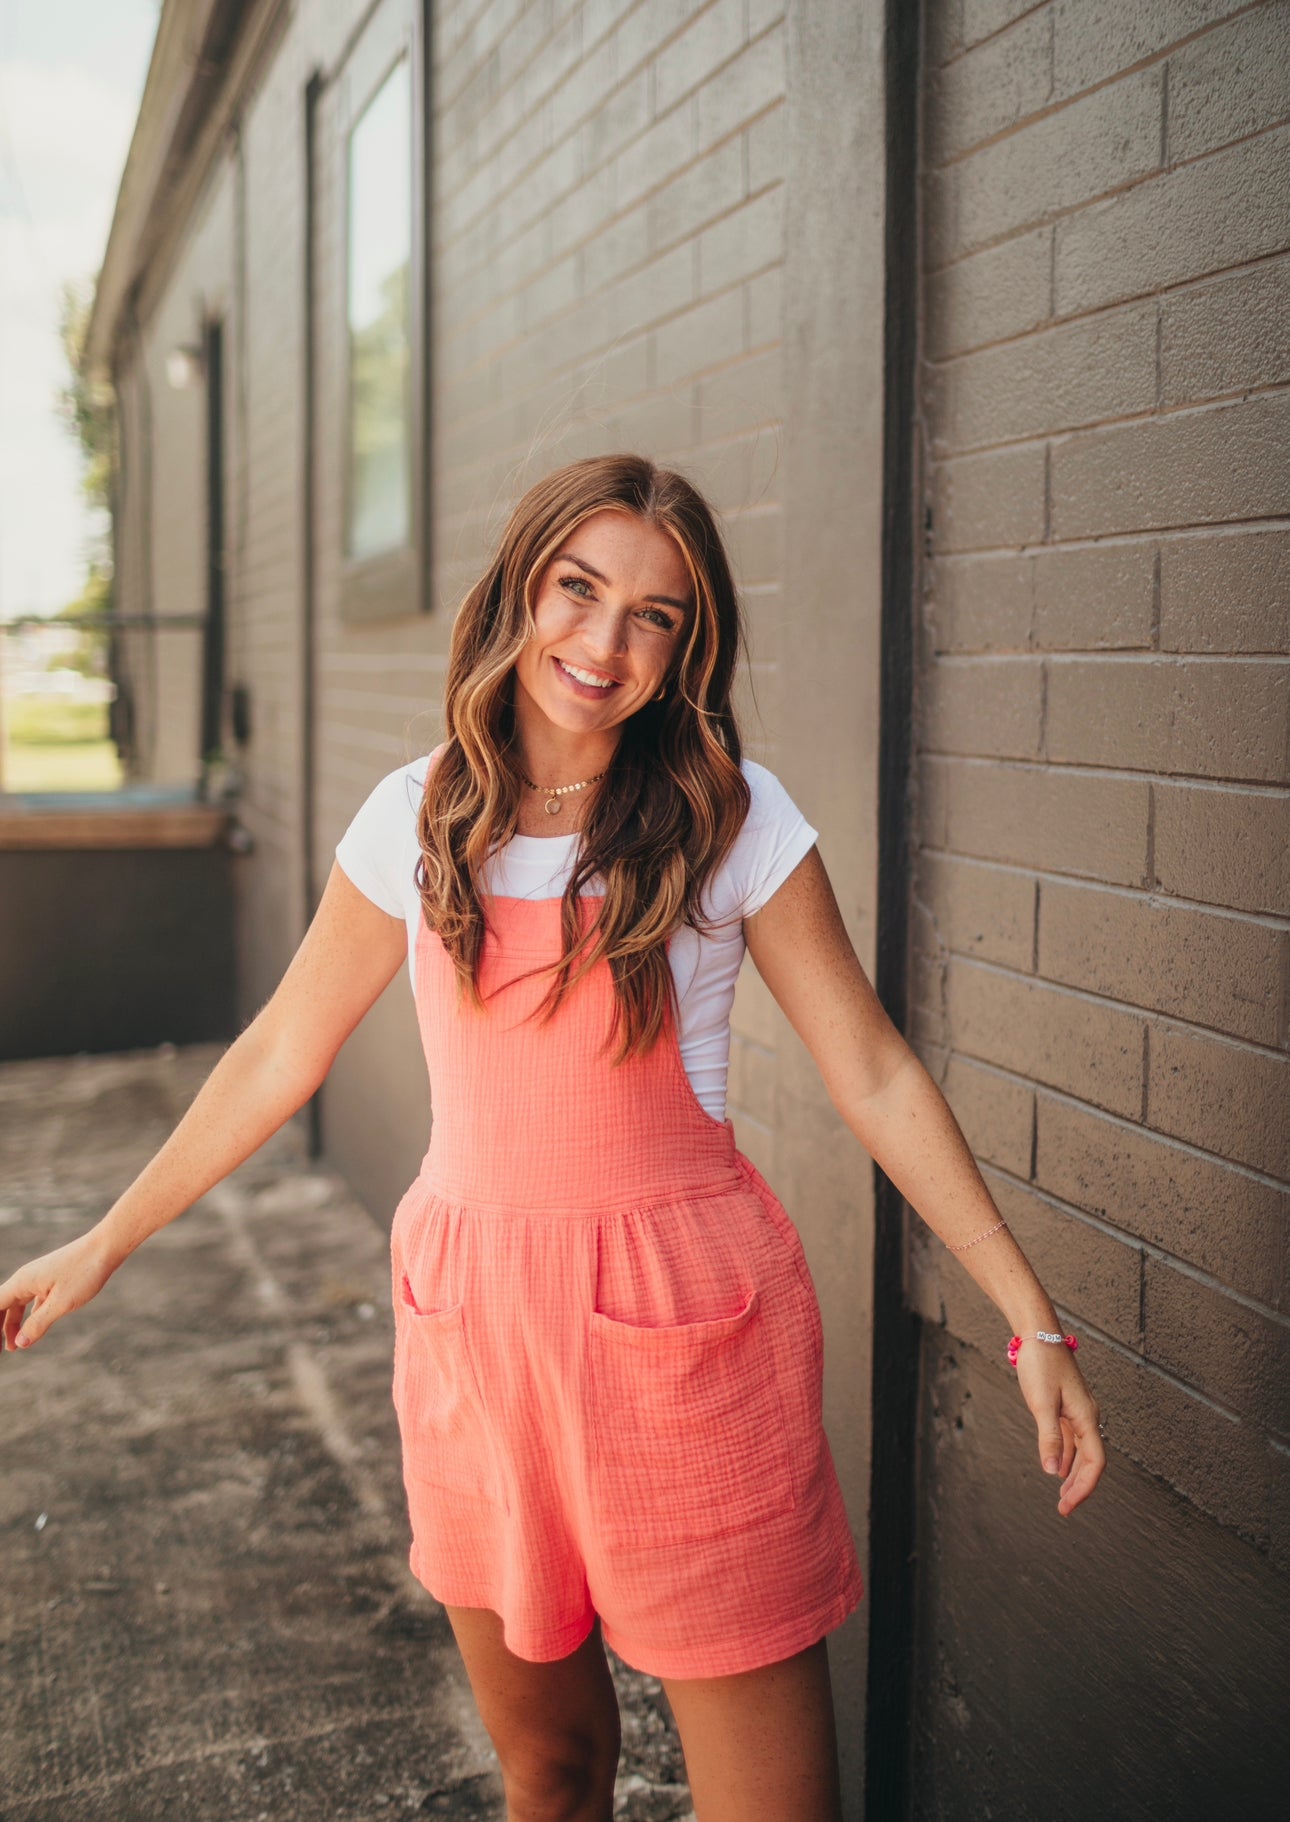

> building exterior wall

[
  {"left": 110, "top": 146, "right": 233, "bottom": 797},
  {"left": 908, "top": 3, "right": 1290, "bottom": 1813},
  {"left": 105, "top": 0, "right": 888, "bottom": 1799}
]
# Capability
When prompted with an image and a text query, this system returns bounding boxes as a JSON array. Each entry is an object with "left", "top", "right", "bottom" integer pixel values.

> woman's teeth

[{"left": 557, "top": 658, "right": 618, "bottom": 689}]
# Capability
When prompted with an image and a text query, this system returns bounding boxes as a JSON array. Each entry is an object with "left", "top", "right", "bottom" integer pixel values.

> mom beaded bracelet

[{"left": 1008, "top": 1330, "right": 1079, "bottom": 1367}]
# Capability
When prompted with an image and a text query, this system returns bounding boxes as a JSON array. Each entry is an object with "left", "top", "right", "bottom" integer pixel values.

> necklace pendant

[{"left": 544, "top": 796, "right": 562, "bottom": 815}]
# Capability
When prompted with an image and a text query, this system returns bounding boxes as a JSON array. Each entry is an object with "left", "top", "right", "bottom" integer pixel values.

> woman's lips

[{"left": 553, "top": 655, "right": 623, "bottom": 699}]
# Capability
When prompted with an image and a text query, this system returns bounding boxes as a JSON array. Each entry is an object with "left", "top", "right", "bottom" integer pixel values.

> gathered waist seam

[{"left": 408, "top": 1164, "right": 750, "bottom": 1220}]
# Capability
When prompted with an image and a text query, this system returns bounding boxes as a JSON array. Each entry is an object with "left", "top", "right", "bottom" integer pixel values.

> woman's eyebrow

[{"left": 554, "top": 549, "right": 691, "bottom": 613}]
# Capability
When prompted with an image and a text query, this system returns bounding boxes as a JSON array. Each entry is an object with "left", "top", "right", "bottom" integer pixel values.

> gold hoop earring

[{"left": 653, "top": 685, "right": 666, "bottom": 701}]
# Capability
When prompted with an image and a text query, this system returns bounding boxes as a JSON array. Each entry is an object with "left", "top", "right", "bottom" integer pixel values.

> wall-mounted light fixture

[{"left": 165, "top": 343, "right": 205, "bottom": 389}]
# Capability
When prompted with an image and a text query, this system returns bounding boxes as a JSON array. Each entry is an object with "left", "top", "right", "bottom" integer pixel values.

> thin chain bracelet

[{"left": 946, "top": 1216, "right": 1008, "bottom": 1251}]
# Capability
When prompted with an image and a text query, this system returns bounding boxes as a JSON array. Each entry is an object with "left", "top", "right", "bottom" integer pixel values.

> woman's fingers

[
  {"left": 0, "top": 1235, "right": 116, "bottom": 1353},
  {"left": 0, "top": 1269, "right": 42, "bottom": 1351},
  {"left": 1057, "top": 1439, "right": 1106, "bottom": 1516},
  {"left": 13, "top": 1287, "right": 58, "bottom": 1349},
  {"left": 1052, "top": 1391, "right": 1106, "bottom": 1516},
  {"left": 1019, "top": 1354, "right": 1106, "bottom": 1514},
  {"left": 1035, "top": 1407, "right": 1066, "bottom": 1477},
  {"left": 1056, "top": 1413, "right": 1077, "bottom": 1480}
]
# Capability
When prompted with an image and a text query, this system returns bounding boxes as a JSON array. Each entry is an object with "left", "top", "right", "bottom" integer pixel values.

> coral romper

[{"left": 388, "top": 890, "right": 864, "bottom": 1679}]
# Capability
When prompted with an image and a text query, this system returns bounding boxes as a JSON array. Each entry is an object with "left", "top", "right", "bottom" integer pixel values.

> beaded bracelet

[{"left": 1008, "top": 1330, "right": 1078, "bottom": 1367}]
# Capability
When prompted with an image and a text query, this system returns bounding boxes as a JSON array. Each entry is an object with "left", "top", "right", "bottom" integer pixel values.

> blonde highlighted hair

[{"left": 415, "top": 453, "right": 751, "bottom": 1061}]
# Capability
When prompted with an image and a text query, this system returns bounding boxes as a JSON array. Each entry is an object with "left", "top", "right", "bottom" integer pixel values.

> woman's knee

[
  {"left": 443, "top": 1607, "right": 621, "bottom": 1820},
  {"left": 494, "top": 1713, "right": 622, "bottom": 1821}
]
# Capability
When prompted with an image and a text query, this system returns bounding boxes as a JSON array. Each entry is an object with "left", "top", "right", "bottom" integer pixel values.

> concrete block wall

[
  {"left": 912, "top": 0, "right": 1289, "bottom": 1553},
  {"left": 907, "top": 4, "right": 1289, "bottom": 1809},
  {"left": 225, "top": 0, "right": 371, "bottom": 1018}
]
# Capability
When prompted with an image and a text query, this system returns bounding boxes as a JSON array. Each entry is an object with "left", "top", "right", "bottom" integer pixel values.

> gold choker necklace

[{"left": 520, "top": 769, "right": 607, "bottom": 816}]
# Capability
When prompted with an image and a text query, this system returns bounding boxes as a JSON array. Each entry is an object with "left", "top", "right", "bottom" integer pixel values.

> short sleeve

[
  {"left": 334, "top": 753, "right": 435, "bottom": 922},
  {"left": 692, "top": 761, "right": 817, "bottom": 930},
  {"left": 736, "top": 762, "right": 819, "bottom": 917}
]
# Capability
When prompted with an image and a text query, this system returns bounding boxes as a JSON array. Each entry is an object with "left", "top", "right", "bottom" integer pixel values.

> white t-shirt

[{"left": 334, "top": 747, "right": 818, "bottom": 1122}]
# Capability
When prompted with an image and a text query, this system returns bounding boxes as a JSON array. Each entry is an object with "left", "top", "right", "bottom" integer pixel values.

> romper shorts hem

[
  {"left": 411, "top": 1545, "right": 864, "bottom": 1680},
  {"left": 600, "top": 1560, "right": 865, "bottom": 1681},
  {"left": 412, "top": 1544, "right": 600, "bottom": 1662}
]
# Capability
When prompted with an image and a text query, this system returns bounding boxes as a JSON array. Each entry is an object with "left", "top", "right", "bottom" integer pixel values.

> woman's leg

[
  {"left": 443, "top": 1604, "right": 622, "bottom": 1822},
  {"left": 661, "top": 1637, "right": 843, "bottom": 1822}
]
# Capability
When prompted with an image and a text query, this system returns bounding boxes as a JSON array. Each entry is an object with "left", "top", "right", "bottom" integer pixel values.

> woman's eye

[
  {"left": 640, "top": 608, "right": 677, "bottom": 630},
  {"left": 559, "top": 574, "right": 593, "bottom": 597}
]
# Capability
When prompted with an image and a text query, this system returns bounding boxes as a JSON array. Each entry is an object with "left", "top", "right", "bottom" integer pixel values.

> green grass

[
  {"left": 5, "top": 698, "right": 110, "bottom": 745},
  {"left": 2, "top": 734, "right": 123, "bottom": 794},
  {"left": 2, "top": 694, "right": 122, "bottom": 792}
]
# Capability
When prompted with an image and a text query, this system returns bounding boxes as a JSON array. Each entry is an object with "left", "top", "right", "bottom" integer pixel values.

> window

[
  {"left": 334, "top": 7, "right": 426, "bottom": 625},
  {"left": 347, "top": 59, "right": 411, "bottom": 564}
]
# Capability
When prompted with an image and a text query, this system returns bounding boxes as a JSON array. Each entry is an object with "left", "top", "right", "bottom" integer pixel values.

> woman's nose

[{"left": 582, "top": 604, "right": 629, "bottom": 658}]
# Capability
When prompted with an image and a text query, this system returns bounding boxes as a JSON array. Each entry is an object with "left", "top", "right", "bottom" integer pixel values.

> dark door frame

[
  {"left": 200, "top": 317, "right": 226, "bottom": 765},
  {"left": 864, "top": 0, "right": 923, "bottom": 1815},
  {"left": 301, "top": 67, "right": 323, "bottom": 1158}
]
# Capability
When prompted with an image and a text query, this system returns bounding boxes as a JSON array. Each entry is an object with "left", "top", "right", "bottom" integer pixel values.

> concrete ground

[{"left": 0, "top": 1044, "right": 694, "bottom": 1822}]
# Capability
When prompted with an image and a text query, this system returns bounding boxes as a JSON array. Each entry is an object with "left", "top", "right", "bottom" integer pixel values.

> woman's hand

[
  {"left": 0, "top": 1228, "right": 122, "bottom": 1354},
  {"left": 1013, "top": 1341, "right": 1106, "bottom": 1516}
]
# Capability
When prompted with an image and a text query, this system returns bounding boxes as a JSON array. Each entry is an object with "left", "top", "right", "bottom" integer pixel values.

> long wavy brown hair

[{"left": 414, "top": 453, "right": 752, "bottom": 1062}]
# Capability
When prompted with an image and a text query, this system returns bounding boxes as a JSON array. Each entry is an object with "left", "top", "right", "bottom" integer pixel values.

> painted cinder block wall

[{"left": 907, "top": 3, "right": 1290, "bottom": 1814}]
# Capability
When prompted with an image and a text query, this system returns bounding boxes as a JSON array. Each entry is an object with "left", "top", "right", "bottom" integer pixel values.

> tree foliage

[
  {"left": 57, "top": 278, "right": 116, "bottom": 525},
  {"left": 55, "top": 280, "right": 116, "bottom": 671}
]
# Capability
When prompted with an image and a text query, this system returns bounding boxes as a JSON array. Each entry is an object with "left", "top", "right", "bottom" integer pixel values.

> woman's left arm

[{"left": 744, "top": 845, "right": 1106, "bottom": 1517}]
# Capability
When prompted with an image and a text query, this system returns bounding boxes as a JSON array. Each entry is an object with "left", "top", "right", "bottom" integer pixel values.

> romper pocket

[
  {"left": 588, "top": 1289, "right": 797, "bottom": 1546},
  {"left": 393, "top": 1274, "right": 504, "bottom": 1507}
]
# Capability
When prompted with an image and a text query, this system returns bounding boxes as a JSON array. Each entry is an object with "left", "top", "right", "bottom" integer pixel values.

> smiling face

[{"left": 511, "top": 508, "right": 695, "bottom": 749}]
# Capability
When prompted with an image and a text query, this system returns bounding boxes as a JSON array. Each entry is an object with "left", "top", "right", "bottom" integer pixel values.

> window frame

[{"left": 336, "top": 7, "right": 428, "bottom": 624}]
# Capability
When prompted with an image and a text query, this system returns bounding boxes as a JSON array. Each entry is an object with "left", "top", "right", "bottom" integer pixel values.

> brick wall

[{"left": 908, "top": 3, "right": 1289, "bottom": 1810}]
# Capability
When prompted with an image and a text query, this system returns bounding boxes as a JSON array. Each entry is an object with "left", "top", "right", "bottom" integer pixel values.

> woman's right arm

[{"left": 0, "top": 862, "right": 408, "bottom": 1355}]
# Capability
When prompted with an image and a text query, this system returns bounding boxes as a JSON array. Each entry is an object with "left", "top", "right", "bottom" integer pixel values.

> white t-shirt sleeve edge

[
  {"left": 737, "top": 759, "right": 819, "bottom": 919},
  {"left": 333, "top": 752, "right": 437, "bottom": 920},
  {"left": 333, "top": 845, "right": 405, "bottom": 918},
  {"left": 741, "top": 815, "right": 818, "bottom": 918}
]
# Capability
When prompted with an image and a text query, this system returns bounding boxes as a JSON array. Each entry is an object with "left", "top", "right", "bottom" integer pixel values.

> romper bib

[{"left": 388, "top": 893, "right": 864, "bottom": 1679}]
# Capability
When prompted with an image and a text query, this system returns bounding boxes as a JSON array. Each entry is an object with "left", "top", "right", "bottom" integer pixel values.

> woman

[{"left": 0, "top": 454, "right": 1104, "bottom": 1821}]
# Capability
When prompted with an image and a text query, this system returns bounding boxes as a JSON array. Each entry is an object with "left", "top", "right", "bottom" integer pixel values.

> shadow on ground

[{"left": 0, "top": 1045, "right": 693, "bottom": 1821}]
